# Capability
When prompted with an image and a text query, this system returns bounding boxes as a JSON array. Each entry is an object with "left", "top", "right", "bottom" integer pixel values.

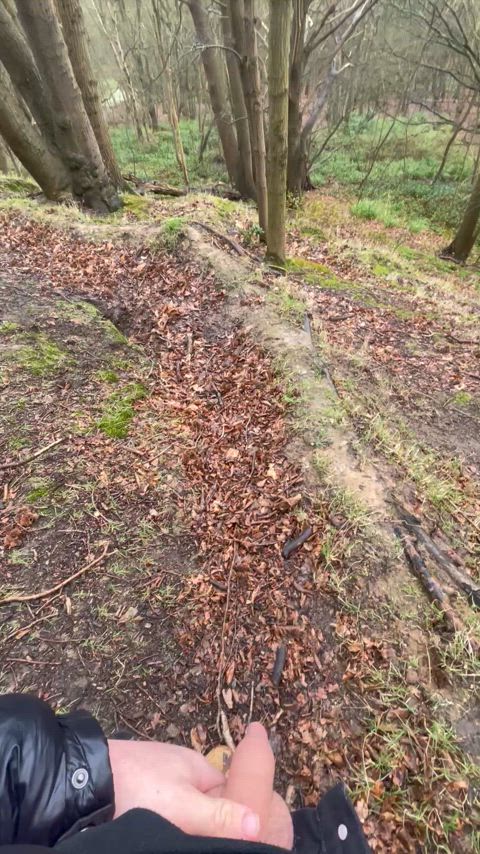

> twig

[
  {"left": 446, "top": 333, "right": 480, "bottom": 345},
  {"left": 191, "top": 221, "right": 250, "bottom": 258},
  {"left": 0, "top": 544, "right": 114, "bottom": 605},
  {"left": 216, "top": 545, "right": 237, "bottom": 742},
  {"left": 272, "top": 644, "right": 287, "bottom": 687},
  {"left": 220, "top": 710, "right": 235, "bottom": 751},
  {"left": 282, "top": 526, "right": 314, "bottom": 559},
  {"left": 3, "top": 613, "right": 54, "bottom": 643},
  {"left": 0, "top": 437, "right": 66, "bottom": 471}
]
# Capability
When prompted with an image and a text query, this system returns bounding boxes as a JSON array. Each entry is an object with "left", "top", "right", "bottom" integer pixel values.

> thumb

[
  {"left": 179, "top": 788, "right": 260, "bottom": 841},
  {"left": 225, "top": 722, "right": 275, "bottom": 839}
]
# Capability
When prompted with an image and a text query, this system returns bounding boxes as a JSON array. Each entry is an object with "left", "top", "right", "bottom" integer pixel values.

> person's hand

[
  {"left": 108, "top": 739, "right": 261, "bottom": 841},
  {"left": 207, "top": 723, "right": 294, "bottom": 849}
]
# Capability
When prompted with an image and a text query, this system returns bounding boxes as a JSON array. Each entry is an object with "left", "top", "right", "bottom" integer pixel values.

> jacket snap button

[
  {"left": 338, "top": 824, "right": 348, "bottom": 841},
  {"left": 71, "top": 768, "right": 89, "bottom": 789}
]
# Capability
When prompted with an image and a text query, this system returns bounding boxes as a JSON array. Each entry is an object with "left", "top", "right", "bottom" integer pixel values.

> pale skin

[{"left": 108, "top": 723, "right": 293, "bottom": 849}]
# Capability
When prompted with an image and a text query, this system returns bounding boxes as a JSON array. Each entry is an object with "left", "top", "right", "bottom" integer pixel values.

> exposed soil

[{"left": 1, "top": 205, "right": 479, "bottom": 854}]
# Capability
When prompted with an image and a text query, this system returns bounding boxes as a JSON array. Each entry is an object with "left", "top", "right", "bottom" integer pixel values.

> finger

[
  {"left": 225, "top": 723, "right": 275, "bottom": 838},
  {"left": 173, "top": 788, "right": 260, "bottom": 841},
  {"left": 182, "top": 747, "right": 226, "bottom": 792}
]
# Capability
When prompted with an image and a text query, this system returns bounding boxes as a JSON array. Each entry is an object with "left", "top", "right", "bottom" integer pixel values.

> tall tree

[
  {"left": 54, "top": 0, "right": 123, "bottom": 187},
  {"left": 221, "top": 4, "right": 256, "bottom": 198},
  {"left": 186, "top": 0, "right": 240, "bottom": 188},
  {"left": 441, "top": 168, "right": 480, "bottom": 263},
  {"left": 266, "top": 0, "right": 292, "bottom": 265},
  {"left": 15, "top": 0, "right": 120, "bottom": 211},
  {"left": 243, "top": 0, "right": 267, "bottom": 232},
  {"left": 0, "top": 61, "right": 71, "bottom": 198}
]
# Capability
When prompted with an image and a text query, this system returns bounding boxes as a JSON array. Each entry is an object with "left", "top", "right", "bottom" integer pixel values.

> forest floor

[{"left": 0, "top": 182, "right": 479, "bottom": 853}]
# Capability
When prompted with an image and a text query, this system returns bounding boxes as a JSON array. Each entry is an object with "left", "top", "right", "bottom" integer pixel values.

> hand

[
  {"left": 108, "top": 739, "right": 261, "bottom": 841},
  {"left": 207, "top": 723, "right": 294, "bottom": 849}
]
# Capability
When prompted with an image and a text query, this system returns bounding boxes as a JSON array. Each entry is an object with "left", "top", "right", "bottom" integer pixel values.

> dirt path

[{"left": 0, "top": 207, "right": 479, "bottom": 853}]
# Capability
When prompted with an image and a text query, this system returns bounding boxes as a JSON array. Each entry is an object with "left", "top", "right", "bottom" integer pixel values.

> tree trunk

[
  {"left": 54, "top": 0, "right": 123, "bottom": 187},
  {"left": 287, "top": 0, "right": 308, "bottom": 195},
  {"left": 243, "top": 0, "right": 267, "bottom": 233},
  {"left": 16, "top": 0, "right": 120, "bottom": 212},
  {"left": 221, "top": 4, "right": 256, "bottom": 199},
  {"left": 441, "top": 168, "right": 480, "bottom": 263},
  {"left": 0, "top": 62, "right": 71, "bottom": 198},
  {"left": 0, "top": 134, "right": 9, "bottom": 173},
  {"left": 186, "top": 0, "right": 239, "bottom": 188},
  {"left": 166, "top": 68, "right": 189, "bottom": 186},
  {"left": 0, "top": 2, "right": 57, "bottom": 146},
  {"left": 149, "top": 104, "right": 159, "bottom": 130},
  {"left": 266, "top": 0, "right": 292, "bottom": 266}
]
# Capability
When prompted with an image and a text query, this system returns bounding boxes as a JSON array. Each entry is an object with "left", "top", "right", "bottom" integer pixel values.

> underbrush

[{"left": 310, "top": 113, "right": 478, "bottom": 234}]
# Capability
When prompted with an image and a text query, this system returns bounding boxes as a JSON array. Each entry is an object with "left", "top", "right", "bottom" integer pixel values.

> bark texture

[
  {"left": 222, "top": 4, "right": 256, "bottom": 199},
  {"left": 266, "top": 0, "right": 292, "bottom": 266},
  {"left": 0, "top": 61, "right": 70, "bottom": 198},
  {"left": 55, "top": 0, "right": 123, "bottom": 186},
  {"left": 244, "top": 0, "right": 267, "bottom": 233},
  {"left": 441, "top": 169, "right": 480, "bottom": 263},
  {"left": 16, "top": 0, "right": 120, "bottom": 211},
  {"left": 187, "top": 0, "right": 239, "bottom": 188}
]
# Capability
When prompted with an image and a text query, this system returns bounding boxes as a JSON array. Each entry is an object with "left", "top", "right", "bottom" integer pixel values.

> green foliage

[
  {"left": 0, "top": 321, "right": 19, "bottom": 335},
  {"left": 310, "top": 113, "right": 477, "bottom": 232},
  {"left": 97, "top": 382, "right": 147, "bottom": 439},
  {"left": 241, "top": 222, "right": 264, "bottom": 246},
  {"left": 110, "top": 121, "right": 226, "bottom": 186},
  {"left": 0, "top": 174, "right": 38, "bottom": 197},
  {"left": 159, "top": 216, "right": 186, "bottom": 250}
]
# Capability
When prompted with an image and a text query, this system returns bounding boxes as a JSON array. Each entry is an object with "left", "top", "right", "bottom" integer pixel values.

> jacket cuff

[
  {"left": 292, "top": 784, "right": 371, "bottom": 854},
  {"left": 56, "top": 709, "right": 115, "bottom": 841}
]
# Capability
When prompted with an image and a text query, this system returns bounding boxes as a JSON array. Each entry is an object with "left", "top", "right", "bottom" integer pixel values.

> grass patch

[
  {"left": 97, "top": 382, "right": 147, "bottom": 439},
  {"left": 351, "top": 198, "right": 400, "bottom": 228},
  {"left": 9, "top": 333, "right": 69, "bottom": 376},
  {"left": 0, "top": 174, "right": 38, "bottom": 196},
  {"left": 267, "top": 283, "right": 306, "bottom": 323},
  {"left": 158, "top": 216, "right": 186, "bottom": 251},
  {"left": 26, "top": 477, "right": 55, "bottom": 504},
  {"left": 0, "top": 321, "right": 20, "bottom": 334},
  {"left": 96, "top": 369, "right": 119, "bottom": 384}
]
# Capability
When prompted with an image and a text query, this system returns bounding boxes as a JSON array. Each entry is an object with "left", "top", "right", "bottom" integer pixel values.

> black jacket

[{"left": 0, "top": 694, "right": 370, "bottom": 854}]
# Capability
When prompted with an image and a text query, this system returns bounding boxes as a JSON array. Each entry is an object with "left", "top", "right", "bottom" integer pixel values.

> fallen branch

[
  {"left": 397, "top": 508, "right": 480, "bottom": 608},
  {"left": 394, "top": 526, "right": 458, "bottom": 632},
  {"left": 446, "top": 333, "right": 480, "bottom": 346},
  {"left": 0, "top": 544, "right": 113, "bottom": 605},
  {"left": 124, "top": 175, "right": 242, "bottom": 201},
  {"left": 191, "top": 221, "right": 249, "bottom": 257},
  {"left": 0, "top": 437, "right": 66, "bottom": 471}
]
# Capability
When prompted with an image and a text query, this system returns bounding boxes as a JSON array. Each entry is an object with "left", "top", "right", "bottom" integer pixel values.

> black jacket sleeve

[{"left": 0, "top": 694, "right": 114, "bottom": 847}]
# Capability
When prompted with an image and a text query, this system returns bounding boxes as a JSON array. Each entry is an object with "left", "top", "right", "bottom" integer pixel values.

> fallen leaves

[{"left": 2, "top": 507, "right": 38, "bottom": 549}]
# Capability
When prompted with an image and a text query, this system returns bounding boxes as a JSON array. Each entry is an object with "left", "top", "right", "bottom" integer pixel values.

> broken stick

[
  {"left": 394, "top": 526, "right": 457, "bottom": 632},
  {"left": 0, "top": 544, "right": 114, "bottom": 605}
]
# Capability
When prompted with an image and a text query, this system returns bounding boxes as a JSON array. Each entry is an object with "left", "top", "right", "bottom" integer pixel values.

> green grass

[
  {"left": 159, "top": 216, "right": 186, "bottom": 250},
  {"left": 97, "top": 382, "right": 147, "bottom": 439},
  {"left": 8, "top": 333, "right": 69, "bottom": 376},
  {"left": 110, "top": 121, "right": 226, "bottom": 186},
  {"left": 310, "top": 112, "right": 478, "bottom": 234}
]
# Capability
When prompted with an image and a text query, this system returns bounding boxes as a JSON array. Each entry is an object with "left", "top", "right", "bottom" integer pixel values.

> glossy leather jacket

[{"left": 0, "top": 694, "right": 114, "bottom": 846}]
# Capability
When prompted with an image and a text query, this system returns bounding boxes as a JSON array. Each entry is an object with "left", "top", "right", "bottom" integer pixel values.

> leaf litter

[{"left": 0, "top": 211, "right": 478, "bottom": 852}]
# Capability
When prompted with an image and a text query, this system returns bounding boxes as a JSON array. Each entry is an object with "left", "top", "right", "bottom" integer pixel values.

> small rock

[
  {"left": 166, "top": 723, "right": 180, "bottom": 739},
  {"left": 406, "top": 668, "right": 419, "bottom": 685}
]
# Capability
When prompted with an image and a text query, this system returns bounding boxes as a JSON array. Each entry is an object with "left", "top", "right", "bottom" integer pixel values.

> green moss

[
  {"left": 0, "top": 174, "right": 38, "bottom": 196},
  {"left": 267, "top": 286, "right": 306, "bottom": 322},
  {"left": 97, "top": 382, "right": 147, "bottom": 439},
  {"left": 397, "top": 246, "right": 419, "bottom": 261},
  {"left": 96, "top": 369, "right": 119, "bottom": 384},
  {"left": 104, "top": 321, "right": 129, "bottom": 345},
  {"left": 56, "top": 299, "right": 100, "bottom": 322},
  {"left": 213, "top": 198, "right": 236, "bottom": 219},
  {"left": 0, "top": 321, "right": 20, "bottom": 335},
  {"left": 451, "top": 391, "right": 472, "bottom": 407},
  {"left": 372, "top": 263, "right": 391, "bottom": 277},
  {"left": 11, "top": 334, "right": 69, "bottom": 376},
  {"left": 121, "top": 193, "right": 151, "bottom": 218},
  {"left": 287, "top": 257, "right": 349, "bottom": 291},
  {"left": 26, "top": 477, "right": 54, "bottom": 503}
]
